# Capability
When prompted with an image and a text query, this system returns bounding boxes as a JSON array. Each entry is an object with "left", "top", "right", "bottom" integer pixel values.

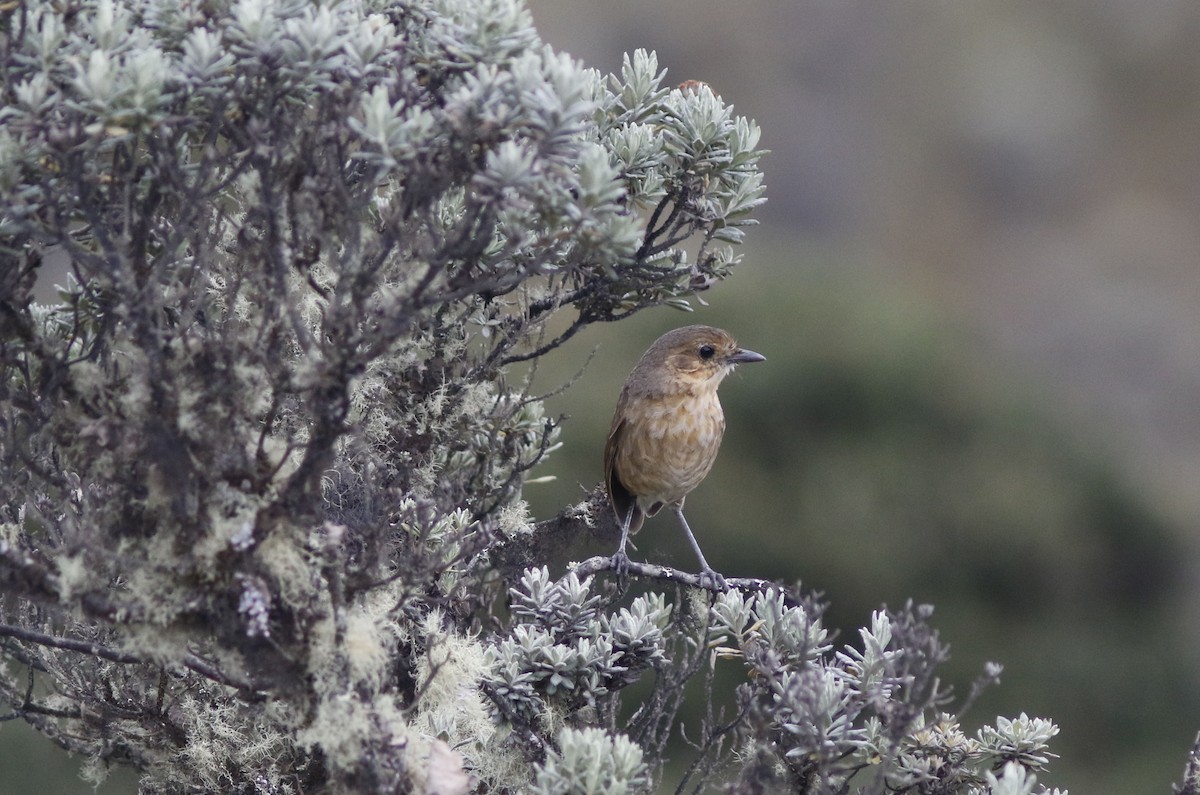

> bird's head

[{"left": 639, "top": 325, "right": 766, "bottom": 392}]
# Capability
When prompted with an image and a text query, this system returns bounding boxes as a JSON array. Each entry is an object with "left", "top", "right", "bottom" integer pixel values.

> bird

[{"left": 603, "top": 325, "right": 765, "bottom": 589}]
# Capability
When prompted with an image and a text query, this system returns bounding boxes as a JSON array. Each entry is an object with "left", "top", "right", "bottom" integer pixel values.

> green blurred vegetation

[
  {"left": 525, "top": 235, "right": 1199, "bottom": 795},
  {"left": 0, "top": 722, "right": 138, "bottom": 794}
]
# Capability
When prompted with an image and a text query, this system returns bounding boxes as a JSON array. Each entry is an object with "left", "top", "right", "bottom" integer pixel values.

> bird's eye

[{"left": 698, "top": 344, "right": 716, "bottom": 360}]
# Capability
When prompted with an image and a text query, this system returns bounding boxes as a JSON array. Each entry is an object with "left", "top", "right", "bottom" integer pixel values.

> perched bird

[{"left": 603, "top": 325, "right": 765, "bottom": 589}]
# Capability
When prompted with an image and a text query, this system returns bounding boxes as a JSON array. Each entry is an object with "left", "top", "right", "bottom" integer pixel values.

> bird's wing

[{"left": 604, "top": 399, "right": 643, "bottom": 533}]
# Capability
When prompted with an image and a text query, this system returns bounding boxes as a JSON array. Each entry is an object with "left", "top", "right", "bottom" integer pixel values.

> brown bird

[{"left": 604, "top": 325, "right": 765, "bottom": 589}]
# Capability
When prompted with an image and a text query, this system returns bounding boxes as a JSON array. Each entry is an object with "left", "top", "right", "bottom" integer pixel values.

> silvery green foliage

[
  {"left": 485, "top": 567, "right": 670, "bottom": 726},
  {"left": 706, "top": 593, "right": 1064, "bottom": 794},
  {"left": 1173, "top": 733, "right": 1200, "bottom": 795},
  {"left": 0, "top": 0, "right": 765, "bottom": 790},
  {"left": 982, "top": 762, "right": 1067, "bottom": 795},
  {"left": 532, "top": 727, "right": 649, "bottom": 795},
  {"left": 480, "top": 569, "right": 1065, "bottom": 794}
]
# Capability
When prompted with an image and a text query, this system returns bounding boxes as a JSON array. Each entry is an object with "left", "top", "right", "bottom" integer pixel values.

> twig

[
  {"left": 0, "top": 623, "right": 142, "bottom": 664},
  {"left": 181, "top": 654, "right": 263, "bottom": 698},
  {"left": 567, "top": 556, "right": 778, "bottom": 595},
  {"left": 485, "top": 489, "right": 792, "bottom": 598},
  {"left": 676, "top": 698, "right": 752, "bottom": 795},
  {"left": 480, "top": 680, "right": 547, "bottom": 759},
  {"left": 0, "top": 623, "right": 263, "bottom": 696}
]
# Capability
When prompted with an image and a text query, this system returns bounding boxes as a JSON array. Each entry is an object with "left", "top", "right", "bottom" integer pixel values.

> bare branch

[
  {"left": 568, "top": 556, "right": 779, "bottom": 596},
  {"left": 0, "top": 622, "right": 141, "bottom": 664}
]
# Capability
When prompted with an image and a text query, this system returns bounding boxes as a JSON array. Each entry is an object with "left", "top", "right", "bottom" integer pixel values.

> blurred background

[{"left": 7, "top": 1, "right": 1200, "bottom": 793}]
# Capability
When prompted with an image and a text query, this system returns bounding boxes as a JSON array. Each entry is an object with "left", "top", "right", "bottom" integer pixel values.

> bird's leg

[
  {"left": 611, "top": 507, "right": 635, "bottom": 578},
  {"left": 672, "top": 504, "right": 727, "bottom": 591}
]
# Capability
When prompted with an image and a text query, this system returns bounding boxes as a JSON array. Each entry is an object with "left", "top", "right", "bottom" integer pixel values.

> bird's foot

[
  {"left": 610, "top": 550, "right": 632, "bottom": 579},
  {"left": 697, "top": 567, "right": 728, "bottom": 592}
]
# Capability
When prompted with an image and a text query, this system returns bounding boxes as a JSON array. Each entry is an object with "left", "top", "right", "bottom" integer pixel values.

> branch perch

[{"left": 568, "top": 555, "right": 781, "bottom": 595}]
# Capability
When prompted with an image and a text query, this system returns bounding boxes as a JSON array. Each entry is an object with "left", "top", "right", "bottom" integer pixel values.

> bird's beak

[{"left": 727, "top": 348, "right": 766, "bottom": 364}]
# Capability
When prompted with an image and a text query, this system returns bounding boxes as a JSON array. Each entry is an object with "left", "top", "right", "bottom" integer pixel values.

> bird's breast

[{"left": 614, "top": 391, "right": 726, "bottom": 510}]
